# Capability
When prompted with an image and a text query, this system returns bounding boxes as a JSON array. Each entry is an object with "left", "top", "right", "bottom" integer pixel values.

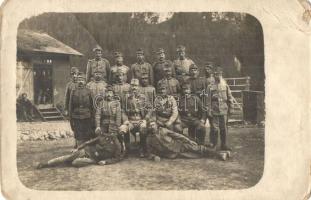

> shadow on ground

[{"left": 17, "top": 127, "right": 264, "bottom": 190}]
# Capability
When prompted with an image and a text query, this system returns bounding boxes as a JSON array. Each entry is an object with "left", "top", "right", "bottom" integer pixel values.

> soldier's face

[
  {"left": 136, "top": 54, "right": 144, "bottom": 62},
  {"left": 214, "top": 73, "right": 222, "bottom": 81},
  {"left": 149, "top": 122, "right": 158, "bottom": 132},
  {"left": 178, "top": 51, "right": 186, "bottom": 59},
  {"left": 94, "top": 72, "right": 102, "bottom": 81},
  {"left": 72, "top": 72, "right": 79, "bottom": 82},
  {"left": 106, "top": 91, "right": 114, "bottom": 100},
  {"left": 157, "top": 53, "right": 165, "bottom": 61},
  {"left": 141, "top": 78, "right": 148, "bottom": 86},
  {"left": 205, "top": 67, "right": 212, "bottom": 75},
  {"left": 116, "top": 57, "right": 123, "bottom": 65},
  {"left": 95, "top": 50, "right": 102, "bottom": 58},
  {"left": 182, "top": 87, "right": 191, "bottom": 95},
  {"left": 77, "top": 78, "right": 86, "bottom": 87},
  {"left": 164, "top": 67, "right": 172, "bottom": 77},
  {"left": 158, "top": 88, "right": 167, "bottom": 96},
  {"left": 131, "top": 84, "right": 139, "bottom": 93},
  {"left": 117, "top": 73, "right": 125, "bottom": 83},
  {"left": 189, "top": 68, "right": 198, "bottom": 77}
]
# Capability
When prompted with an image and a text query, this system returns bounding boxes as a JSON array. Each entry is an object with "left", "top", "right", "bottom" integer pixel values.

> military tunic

[
  {"left": 112, "top": 83, "right": 131, "bottom": 108},
  {"left": 69, "top": 87, "right": 95, "bottom": 141},
  {"left": 131, "top": 62, "right": 154, "bottom": 85},
  {"left": 188, "top": 77, "right": 209, "bottom": 97},
  {"left": 86, "top": 58, "right": 110, "bottom": 83},
  {"left": 109, "top": 65, "right": 130, "bottom": 84},
  {"left": 157, "top": 78, "right": 181, "bottom": 98},
  {"left": 140, "top": 86, "right": 156, "bottom": 105},
  {"left": 153, "top": 60, "right": 175, "bottom": 84},
  {"left": 173, "top": 58, "right": 195, "bottom": 82},
  {"left": 146, "top": 127, "right": 214, "bottom": 159},
  {"left": 64, "top": 81, "right": 77, "bottom": 112},
  {"left": 86, "top": 80, "right": 107, "bottom": 99}
]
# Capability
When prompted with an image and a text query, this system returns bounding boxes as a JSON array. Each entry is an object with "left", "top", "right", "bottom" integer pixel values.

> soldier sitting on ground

[
  {"left": 145, "top": 120, "right": 231, "bottom": 161},
  {"left": 36, "top": 129, "right": 124, "bottom": 169}
]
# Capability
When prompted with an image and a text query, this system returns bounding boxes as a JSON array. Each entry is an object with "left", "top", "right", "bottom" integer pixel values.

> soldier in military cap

[
  {"left": 179, "top": 82, "right": 207, "bottom": 145},
  {"left": 206, "top": 67, "right": 234, "bottom": 151},
  {"left": 153, "top": 48, "right": 175, "bottom": 84},
  {"left": 95, "top": 85, "right": 126, "bottom": 153},
  {"left": 36, "top": 128, "right": 124, "bottom": 169},
  {"left": 109, "top": 51, "right": 130, "bottom": 85},
  {"left": 157, "top": 62, "right": 181, "bottom": 99},
  {"left": 68, "top": 73, "right": 95, "bottom": 148},
  {"left": 153, "top": 82, "right": 183, "bottom": 134},
  {"left": 204, "top": 61, "right": 215, "bottom": 85},
  {"left": 130, "top": 48, "right": 154, "bottom": 85},
  {"left": 188, "top": 63, "right": 209, "bottom": 98},
  {"left": 145, "top": 120, "right": 231, "bottom": 161},
  {"left": 140, "top": 73, "right": 156, "bottom": 106},
  {"left": 173, "top": 45, "right": 195, "bottom": 83},
  {"left": 86, "top": 45, "right": 110, "bottom": 83},
  {"left": 64, "top": 67, "right": 79, "bottom": 116},
  {"left": 120, "top": 79, "right": 152, "bottom": 157},
  {"left": 86, "top": 69, "right": 107, "bottom": 99},
  {"left": 112, "top": 67, "right": 131, "bottom": 108}
]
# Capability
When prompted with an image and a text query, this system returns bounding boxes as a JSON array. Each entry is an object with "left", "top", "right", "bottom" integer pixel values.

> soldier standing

[
  {"left": 64, "top": 67, "right": 79, "bottom": 116},
  {"left": 109, "top": 52, "right": 129, "bottom": 84},
  {"left": 157, "top": 62, "right": 181, "bottom": 99},
  {"left": 69, "top": 73, "right": 95, "bottom": 147},
  {"left": 206, "top": 67, "right": 234, "bottom": 150},
  {"left": 86, "top": 46, "right": 110, "bottom": 83},
  {"left": 179, "top": 83, "right": 207, "bottom": 145},
  {"left": 153, "top": 48, "right": 175, "bottom": 84},
  {"left": 154, "top": 82, "right": 183, "bottom": 134},
  {"left": 145, "top": 121, "right": 230, "bottom": 161},
  {"left": 204, "top": 61, "right": 215, "bottom": 85},
  {"left": 139, "top": 74, "right": 156, "bottom": 106},
  {"left": 95, "top": 85, "right": 126, "bottom": 153},
  {"left": 120, "top": 79, "right": 151, "bottom": 157},
  {"left": 130, "top": 48, "right": 154, "bottom": 85},
  {"left": 173, "top": 45, "right": 195, "bottom": 83}
]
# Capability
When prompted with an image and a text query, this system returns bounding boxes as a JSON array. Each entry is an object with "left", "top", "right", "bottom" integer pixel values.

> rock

[{"left": 21, "top": 130, "right": 30, "bottom": 135}]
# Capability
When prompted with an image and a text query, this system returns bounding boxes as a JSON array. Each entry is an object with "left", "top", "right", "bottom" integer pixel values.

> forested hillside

[{"left": 19, "top": 12, "right": 264, "bottom": 90}]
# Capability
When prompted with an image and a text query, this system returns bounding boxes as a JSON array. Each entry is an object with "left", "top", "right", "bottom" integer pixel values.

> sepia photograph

[{"left": 15, "top": 12, "right": 265, "bottom": 190}]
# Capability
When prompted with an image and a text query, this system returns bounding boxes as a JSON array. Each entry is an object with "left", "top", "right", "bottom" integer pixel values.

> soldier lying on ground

[
  {"left": 145, "top": 120, "right": 231, "bottom": 161},
  {"left": 35, "top": 131, "right": 124, "bottom": 169}
]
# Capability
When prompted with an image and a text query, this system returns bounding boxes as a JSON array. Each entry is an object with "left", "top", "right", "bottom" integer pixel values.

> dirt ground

[{"left": 17, "top": 127, "right": 264, "bottom": 190}]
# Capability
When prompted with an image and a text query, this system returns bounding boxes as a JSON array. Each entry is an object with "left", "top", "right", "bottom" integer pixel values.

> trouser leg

[
  {"left": 210, "top": 116, "right": 220, "bottom": 146},
  {"left": 72, "top": 157, "right": 97, "bottom": 167},
  {"left": 40, "top": 150, "right": 82, "bottom": 168},
  {"left": 219, "top": 115, "right": 228, "bottom": 148},
  {"left": 196, "top": 125, "right": 206, "bottom": 145}
]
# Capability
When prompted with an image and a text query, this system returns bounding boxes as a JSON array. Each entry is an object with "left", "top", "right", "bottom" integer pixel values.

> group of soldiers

[{"left": 36, "top": 45, "right": 234, "bottom": 169}]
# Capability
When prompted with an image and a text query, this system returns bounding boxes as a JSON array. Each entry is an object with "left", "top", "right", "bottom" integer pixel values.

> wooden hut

[{"left": 16, "top": 29, "right": 83, "bottom": 121}]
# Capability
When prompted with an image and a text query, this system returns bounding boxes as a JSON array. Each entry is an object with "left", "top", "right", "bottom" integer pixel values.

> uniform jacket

[
  {"left": 65, "top": 81, "right": 77, "bottom": 111},
  {"left": 173, "top": 58, "right": 194, "bottom": 81},
  {"left": 140, "top": 86, "right": 156, "bottom": 105},
  {"left": 130, "top": 62, "right": 154, "bottom": 85},
  {"left": 69, "top": 87, "right": 94, "bottom": 119},
  {"left": 109, "top": 65, "right": 129, "bottom": 84},
  {"left": 85, "top": 135, "right": 123, "bottom": 164},
  {"left": 95, "top": 99, "right": 123, "bottom": 131},
  {"left": 154, "top": 95, "right": 179, "bottom": 124},
  {"left": 153, "top": 60, "right": 175, "bottom": 84},
  {"left": 178, "top": 95, "right": 206, "bottom": 120},
  {"left": 112, "top": 83, "right": 131, "bottom": 108},
  {"left": 124, "top": 93, "right": 152, "bottom": 121},
  {"left": 188, "top": 76, "right": 209, "bottom": 97},
  {"left": 86, "top": 58, "right": 110, "bottom": 83},
  {"left": 206, "top": 79, "right": 234, "bottom": 115},
  {"left": 86, "top": 80, "right": 107, "bottom": 98},
  {"left": 157, "top": 77, "right": 181, "bottom": 97}
]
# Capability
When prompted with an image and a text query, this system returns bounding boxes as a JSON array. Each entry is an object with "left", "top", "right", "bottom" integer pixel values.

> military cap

[
  {"left": 93, "top": 45, "right": 103, "bottom": 52},
  {"left": 189, "top": 64, "right": 198, "bottom": 70},
  {"left": 130, "top": 78, "right": 140, "bottom": 86},
  {"left": 205, "top": 61, "right": 214, "bottom": 68},
  {"left": 176, "top": 45, "right": 186, "bottom": 52},
  {"left": 214, "top": 67, "right": 223, "bottom": 74},
  {"left": 77, "top": 72, "right": 86, "bottom": 79},
  {"left": 117, "top": 67, "right": 127, "bottom": 75},
  {"left": 70, "top": 67, "right": 79, "bottom": 73},
  {"left": 156, "top": 48, "right": 165, "bottom": 54},
  {"left": 114, "top": 51, "right": 123, "bottom": 58},
  {"left": 136, "top": 48, "right": 144, "bottom": 55}
]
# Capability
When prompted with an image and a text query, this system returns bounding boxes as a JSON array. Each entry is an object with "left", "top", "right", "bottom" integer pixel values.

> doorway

[{"left": 33, "top": 64, "right": 53, "bottom": 106}]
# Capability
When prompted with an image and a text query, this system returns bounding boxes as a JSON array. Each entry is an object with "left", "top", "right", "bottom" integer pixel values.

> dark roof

[{"left": 17, "top": 29, "right": 83, "bottom": 56}]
